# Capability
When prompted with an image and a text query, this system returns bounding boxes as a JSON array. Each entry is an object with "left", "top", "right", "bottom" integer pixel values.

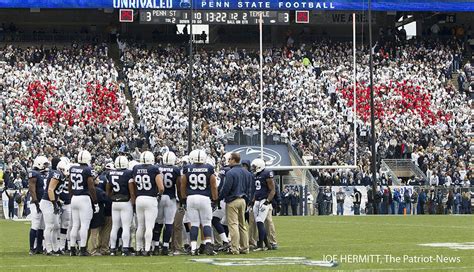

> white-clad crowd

[
  {"left": 122, "top": 39, "right": 471, "bottom": 187},
  {"left": 0, "top": 44, "right": 138, "bottom": 172}
]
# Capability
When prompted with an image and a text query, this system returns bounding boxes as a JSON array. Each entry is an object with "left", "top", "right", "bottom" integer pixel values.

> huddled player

[{"left": 26, "top": 150, "right": 278, "bottom": 257}]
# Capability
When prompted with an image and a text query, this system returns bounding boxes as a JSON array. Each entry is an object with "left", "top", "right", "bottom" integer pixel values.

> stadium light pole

[
  {"left": 187, "top": 0, "right": 194, "bottom": 154},
  {"left": 368, "top": 0, "right": 378, "bottom": 214}
]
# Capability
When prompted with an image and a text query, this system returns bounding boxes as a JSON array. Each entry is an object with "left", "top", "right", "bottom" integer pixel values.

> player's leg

[
  {"left": 69, "top": 196, "right": 81, "bottom": 255},
  {"left": 162, "top": 195, "right": 176, "bottom": 255},
  {"left": 199, "top": 196, "right": 215, "bottom": 256},
  {"left": 59, "top": 204, "right": 71, "bottom": 252},
  {"left": 50, "top": 210, "right": 60, "bottom": 253},
  {"left": 186, "top": 196, "right": 200, "bottom": 255},
  {"left": 265, "top": 204, "right": 277, "bottom": 249},
  {"left": 109, "top": 202, "right": 122, "bottom": 255},
  {"left": 120, "top": 201, "right": 134, "bottom": 255},
  {"left": 29, "top": 201, "right": 41, "bottom": 254},
  {"left": 143, "top": 197, "right": 158, "bottom": 255},
  {"left": 78, "top": 196, "right": 93, "bottom": 256},
  {"left": 212, "top": 200, "right": 229, "bottom": 250},
  {"left": 39, "top": 200, "right": 55, "bottom": 254},
  {"left": 253, "top": 200, "right": 269, "bottom": 251},
  {"left": 248, "top": 209, "right": 258, "bottom": 249},
  {"left": 153, "top": 199, "right": 164, "bottom": 254},
  {"left": 135, "top": 197, "right": 146, "bottom": 254}
]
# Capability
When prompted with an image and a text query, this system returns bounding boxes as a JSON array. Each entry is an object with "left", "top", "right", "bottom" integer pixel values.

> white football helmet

[
  {"left": 33, "top": 156, "right": 49, "bottom": 170},
  {"left": 163, "top": 151, "right": 177, "bottom": 166},
  {"left": 181, "top": 155, "right": 190, "bottom": 166},
  {"left": 251, "top": 158, "right": 266, "bottom": 173},
  {"left": 57, "top": 160, "right": 70, "bottom": 176},
  {"left": 206, "top": 157, "right": 215, "bottom": 167},
  {"left": 115, "top": 156, "right": 129, "bottom": 169},
  {"left": 105, "top": 162, "right": 115, "bottom": 170},
  {"left": 140, "top": 151, "right": 155, "bottom": 164},
  {"left": 189, "top": 149, "right": 207, "bottom": 164},
  {"left": 222, "top": 152, "right": 232, "bottom": 166},
  {"left": 60, "top": 156, "right": 71, "bottom": 165},
  {"left": 77, "top": 150, "right": 92, "bottom": 165},
  {"left": 128, "top": 160, "right": 139, "bottom": 170}
]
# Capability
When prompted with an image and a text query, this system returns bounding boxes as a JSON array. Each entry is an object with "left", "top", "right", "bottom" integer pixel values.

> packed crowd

[
  {"left": 0, "top": 44, "right": 140, "bottom": 176},
  {"left": 122, "top": 38, "right": 472, "bottom": 187}
]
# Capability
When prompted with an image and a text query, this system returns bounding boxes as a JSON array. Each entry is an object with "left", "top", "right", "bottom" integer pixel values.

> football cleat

[
  {"left": 70, "top": 247, "right": 77, "bottom": 256},
  {"left": 153, "top": 246, "right": 161, "bottom": 256},
  {"left": 218, "top": 242, "right": 230, "bottom": 252},
  {"left": 144, "top": 251, "right": 153, "bottom": 257},
  {"left": 198, "top": 244, "right": 206, "bottom": 255},
  {"left": 29, "top": 250, "right": 35, "bottom": 256},
  {"left": 110, "top": 249, "right": 116, "bottom": 256},
  {"left": 122, "top": 249, "right": 132, "bottom": 256},
  {"left": 190, "top": 249, "right": 199, "bottom": 256},
  {"left": 161, "top": 247, "right": 169, "bottom": 256},
  {"left": 78, "top": 248, "right": 90, "bottom": 256},
  {"left": 205, "top": 243, "right": 217, "bottom": 256}
]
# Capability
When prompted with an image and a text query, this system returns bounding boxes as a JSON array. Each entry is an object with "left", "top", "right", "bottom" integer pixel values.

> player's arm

[
  {"left": 48, "top": 178, "right": 60, "bottom": 202},
  {"left": 266, "top": 178, "right": 276, "bottom": 203},
  {"left": 88, "top": 176, "right": 97, "bottom": 203},
  {"left": 176, "top": 175, "right": 182, "bottom": 200},
  {"left": 68, "top": 175, "right": 73, "bottom": 198},
  {"left": 28, "top": 177, "right": 38, "bottom": 203},
  {"left": 156, "top": 174, "right": 164, "bottom": 195},
  {"left": 210, "top": 174, "right": 218, "bottom": 202},
  {"left": 128, "top": 179, "right": 136, "bottom": 205},
  {"left": 106, "top": 182, "right": 112, "bottom": 197},
  {"left": 180, "top": 174, "right": 187, "bottom": 200}
]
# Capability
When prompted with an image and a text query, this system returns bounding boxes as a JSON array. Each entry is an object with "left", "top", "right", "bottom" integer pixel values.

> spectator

[{"left": 336, "top": 188, "right": 345, "bottom": 215}]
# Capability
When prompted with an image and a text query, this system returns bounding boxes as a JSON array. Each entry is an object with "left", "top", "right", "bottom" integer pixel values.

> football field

[{"left": 0, "top": 216, "right": 472, "bottom": 271}]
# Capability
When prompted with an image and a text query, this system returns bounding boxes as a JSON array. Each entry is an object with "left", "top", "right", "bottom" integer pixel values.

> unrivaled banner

[{"left": 0, "top": 0, "right": 473, "bottom": 11}]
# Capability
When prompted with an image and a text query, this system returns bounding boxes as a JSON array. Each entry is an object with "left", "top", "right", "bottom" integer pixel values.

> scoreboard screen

[{"left": 139, "top": 10, "right": 290, "bottom": 25}]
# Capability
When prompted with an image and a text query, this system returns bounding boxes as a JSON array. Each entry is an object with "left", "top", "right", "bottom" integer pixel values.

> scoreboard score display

[{"left": 139, "top": 10, "right": 290, "bottom": 25}]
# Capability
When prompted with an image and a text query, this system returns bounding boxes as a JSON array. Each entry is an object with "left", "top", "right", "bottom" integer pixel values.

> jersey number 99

[{"left": 189, "top": 174, "right": 206, "bottom": 190}]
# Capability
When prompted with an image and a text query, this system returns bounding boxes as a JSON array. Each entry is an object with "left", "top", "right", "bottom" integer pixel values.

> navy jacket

[{"left": 220, "top": 164, "right": 253, "bottom": 204}]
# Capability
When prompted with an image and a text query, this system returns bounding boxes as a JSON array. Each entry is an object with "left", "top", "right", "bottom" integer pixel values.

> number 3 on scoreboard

[{"left": 146, "top": 11, "right": 152, "bottom": 22}]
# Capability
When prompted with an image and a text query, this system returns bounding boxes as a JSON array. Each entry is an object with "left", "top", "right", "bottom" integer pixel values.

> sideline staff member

[{"left": 220, "top": 153, "right": 253, "bottom": 254}]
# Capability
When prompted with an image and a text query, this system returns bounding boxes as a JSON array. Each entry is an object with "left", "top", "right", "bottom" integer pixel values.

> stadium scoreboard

[{"left": 139, "top": 10, "right": 290, "bottom": 25}]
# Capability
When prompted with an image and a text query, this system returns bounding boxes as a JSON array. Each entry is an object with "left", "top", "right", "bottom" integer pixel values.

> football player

[
  {"left": 180, "top": 149, "right": 218, "bottom": 256},
  {"left": 213, "top": 153, "right": 231, "bottom": 250},
  {"left": 133, "top": 151, "right": 164, "bottom": 256},
  {"left": 154, "top": 151, "right": 181, "bottom": 255},
  {"left": 40, "top": 158, "right": 69, "bottom": 255},
  {"left": 107, "top": 156, "right": 135, "bottom": 256},
  {"left": 58, "top": 157, "right": 72, "bottom": 253},
  {"left": 28, "top": 155, "right": 49, "bottom": 255},
  {"left": 250, "top": 159, "right": 276, "bottom": 251},
  {"left": 69, "top": 150, "right": 98, "bottom": 256}
]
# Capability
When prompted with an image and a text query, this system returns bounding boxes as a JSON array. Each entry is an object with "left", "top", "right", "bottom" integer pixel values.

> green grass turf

[{"left": 0, "top": 216, "right": 473, "bottom": 271}]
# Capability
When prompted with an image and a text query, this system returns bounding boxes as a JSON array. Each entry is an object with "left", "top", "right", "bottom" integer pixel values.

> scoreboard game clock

[{"left": 139, "top": 10, "right": 290, "bottom": 25}]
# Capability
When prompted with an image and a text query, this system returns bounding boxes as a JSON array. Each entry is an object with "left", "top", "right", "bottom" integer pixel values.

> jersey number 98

[{"left": 136, "top": 175, "right": 152, "bottom": 190}]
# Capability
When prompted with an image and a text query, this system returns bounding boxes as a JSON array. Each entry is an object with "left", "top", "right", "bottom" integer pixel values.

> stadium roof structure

[{"left": 0, "top": 0, "right": 473, "bottom": 12}]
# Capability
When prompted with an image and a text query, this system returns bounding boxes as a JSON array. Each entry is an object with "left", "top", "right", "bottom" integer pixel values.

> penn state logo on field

[{"left": 228, "top": 146, "right": 282, "bottom": 166}]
